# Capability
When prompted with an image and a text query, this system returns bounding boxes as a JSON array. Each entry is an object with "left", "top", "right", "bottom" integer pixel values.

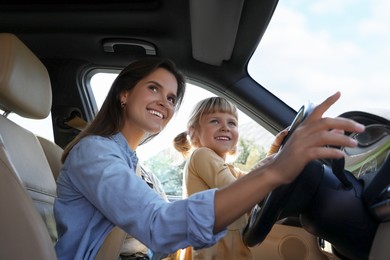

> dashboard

[
  {"left": 341, "top": 112, "right": 390, "bottom": 224},
  {"left": 344, "top": 124, "right": 390, "bottom": 178}
]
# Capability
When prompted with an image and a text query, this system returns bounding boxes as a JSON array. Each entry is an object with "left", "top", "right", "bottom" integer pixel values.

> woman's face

[
  {"left": 194, "top": 111, "right": 238, "bottom": 159},
  {"left": 121, "top": 67, "right": 178, "bottom": 145}
]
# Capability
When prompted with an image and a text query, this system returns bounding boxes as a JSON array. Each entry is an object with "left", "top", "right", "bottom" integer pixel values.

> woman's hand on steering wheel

[{"left": 270, "top": 91, "right": 365, "bottom": 186}]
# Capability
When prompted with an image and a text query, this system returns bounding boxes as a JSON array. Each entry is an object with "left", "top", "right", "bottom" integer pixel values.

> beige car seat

[
  {"left": 0, "top": 33, "right": 126, "bottom": 259},
  {"left": 0, "top": 33, "right": 58, "bottom": 259}
]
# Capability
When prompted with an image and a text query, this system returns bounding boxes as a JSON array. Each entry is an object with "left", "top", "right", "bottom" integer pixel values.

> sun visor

[{"left": 190, "top": 0, "right": 244, "bottom": 66}]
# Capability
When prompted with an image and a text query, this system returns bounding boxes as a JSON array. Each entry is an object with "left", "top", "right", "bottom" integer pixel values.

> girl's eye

[
  {"left": 229, "top": 121, "right": 237, "bottom": 127},
  {"left": 210, "top": 119, "right": 219, "bottom": 124}
]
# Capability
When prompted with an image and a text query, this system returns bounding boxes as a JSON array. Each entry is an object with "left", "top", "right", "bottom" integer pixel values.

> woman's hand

[
  {"left": 213, "top": 92, "right": 365, "bottom": 233},
  {"left": 269, "top": 91, "right": 365, "bottom": 185}
]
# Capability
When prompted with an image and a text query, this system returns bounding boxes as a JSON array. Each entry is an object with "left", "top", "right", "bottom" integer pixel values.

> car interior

[
  {"left": 1, "top": 0, "right": 390, "bottom": 259},
  {"left": 0, "top": 32, "right": 130, "bottom": 260}
]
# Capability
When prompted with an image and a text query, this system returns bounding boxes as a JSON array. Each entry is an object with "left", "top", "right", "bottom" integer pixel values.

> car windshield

[{"left": 248, "top": 0, "right": 390, "bottom": 117}]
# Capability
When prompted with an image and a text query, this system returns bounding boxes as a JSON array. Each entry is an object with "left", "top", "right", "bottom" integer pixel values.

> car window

[
  {"left": 90, "top": 72, "right": 275, "bottom": 196},
  {"left": 3, "top": 112, "right": 54, "bottom": 141},
  {"left": 248, "top": 1, "right": 390, "bottom": 118}
]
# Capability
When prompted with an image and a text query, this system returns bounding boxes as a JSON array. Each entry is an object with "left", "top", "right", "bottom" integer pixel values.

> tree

[
  {"left": 234, "top": 137, "right": 267, "bottom": 171},
  {"left": 144, "top": 150, "right": 185, "bottom": 196}
]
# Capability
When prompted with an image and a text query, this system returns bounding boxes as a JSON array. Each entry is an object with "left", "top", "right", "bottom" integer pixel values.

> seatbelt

[
  {"left": 96, "top": 226, "right": 127, "bottom": 260},
  {"left": 66, "top": 116, "right": 171, "bottom": 260},
  {"left": 64, "top": 115, "right": 88, "bottom": 131},
  {"left": 64, "top": 116, "right": 127, "bottom": 260},
  {"left": 96, "top": 164, "right": 150, "bottom": 260}
]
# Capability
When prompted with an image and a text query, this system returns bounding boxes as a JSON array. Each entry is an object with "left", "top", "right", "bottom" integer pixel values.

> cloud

[
  {"left": 248, "top": 1, "right": 390, "bottom": 116},
  {"left": 310, "top": 0, "right": 355, "bottom": 14}
]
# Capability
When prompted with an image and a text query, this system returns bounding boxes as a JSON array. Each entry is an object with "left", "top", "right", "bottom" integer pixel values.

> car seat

[
  {"left": 0, "top": 33, "right": 126, "bottom": 259},
  {"left": 0, "top": 32, "right": 58, "bottom": 259}
]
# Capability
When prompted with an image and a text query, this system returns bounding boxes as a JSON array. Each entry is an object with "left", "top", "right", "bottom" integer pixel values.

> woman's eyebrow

[{"left": 146, "top": 80, "right": 161, "bottom": 86}]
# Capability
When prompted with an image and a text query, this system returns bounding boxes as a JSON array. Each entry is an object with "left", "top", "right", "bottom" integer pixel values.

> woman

[{"left": 54, "top": 57, "right": 364, "bottom": 259}]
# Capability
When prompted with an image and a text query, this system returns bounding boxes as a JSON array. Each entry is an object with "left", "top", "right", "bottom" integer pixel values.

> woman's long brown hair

[{"left": 61, "top": 58, "right": 185, "bottom": 163}]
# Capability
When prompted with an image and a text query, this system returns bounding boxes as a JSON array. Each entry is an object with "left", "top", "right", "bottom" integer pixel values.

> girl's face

[
  {"left": 195, "top": 111, "right": 238, "bottom": 159},
  {"left": 120, "top": 67, "right": 178, "bottom": 148}
]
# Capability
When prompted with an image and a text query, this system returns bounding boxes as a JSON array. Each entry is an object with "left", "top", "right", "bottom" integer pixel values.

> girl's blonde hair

[{"left": 173, "top": 96, "right": 238, "bottom": 157}]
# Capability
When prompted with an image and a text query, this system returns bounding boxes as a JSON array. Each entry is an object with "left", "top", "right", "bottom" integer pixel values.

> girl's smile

[{"left": 195, "top": 111, "right": 238, "bottom": 159}]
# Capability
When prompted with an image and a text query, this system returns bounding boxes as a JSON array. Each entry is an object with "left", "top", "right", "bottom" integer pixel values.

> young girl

[
  {"left": 54, "top": 57, "right": 364, "bottom": 260},
  {"left": 173, "top": 97, "right": 287, "bottom": 259}
]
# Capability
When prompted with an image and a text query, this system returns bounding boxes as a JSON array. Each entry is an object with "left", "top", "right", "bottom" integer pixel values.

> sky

[
  {"left": 10, "top": 0, "right": 390, "bottom": 160},
  {"left": 248, "top": 0, "right": 390, "bottom": 117}
]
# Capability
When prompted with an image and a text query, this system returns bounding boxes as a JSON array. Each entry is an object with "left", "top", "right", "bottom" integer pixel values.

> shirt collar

[{"left": 111, "top": 132, "right": 138, "bottom": 166}]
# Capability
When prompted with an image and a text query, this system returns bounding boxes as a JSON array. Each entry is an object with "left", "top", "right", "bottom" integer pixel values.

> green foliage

[
  {"left": 234, "top": 138, "right": 267, "bottom": 171},
  {"left": 144, "top": 151, "right": 185, "bottom": 196},
  {"left": 235, "top": 138, "right": 251, "bottom": 165}
]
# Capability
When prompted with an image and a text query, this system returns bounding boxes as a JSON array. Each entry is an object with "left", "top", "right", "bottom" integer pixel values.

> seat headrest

[{"left": 0, "top": 33, "right": 52, "bottom": 119}]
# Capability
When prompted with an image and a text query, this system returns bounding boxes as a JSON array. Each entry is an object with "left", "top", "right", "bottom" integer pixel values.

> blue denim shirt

[{"left": 54, "top": 132, "right": 225, "bottom": 260}]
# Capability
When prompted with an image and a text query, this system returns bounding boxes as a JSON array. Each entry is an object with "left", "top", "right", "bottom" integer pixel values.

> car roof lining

[
  {"left": 0, "top": 0, "right": 160, "bottom": 10},
  {"left": 0, "top": 0, "right": 289, "bottom": 135},
  {"left": 0, "top": 0, "right": 278, "bottom": 70}
]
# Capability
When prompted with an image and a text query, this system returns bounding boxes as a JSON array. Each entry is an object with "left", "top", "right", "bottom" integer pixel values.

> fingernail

[{"left": 357, "top": 123, "right": 365, "bottom": 132}]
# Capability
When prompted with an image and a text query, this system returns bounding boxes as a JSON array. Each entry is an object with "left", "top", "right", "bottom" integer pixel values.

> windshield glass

[{"left": 248, "top": 0, "right": 390, "bottom": 117}]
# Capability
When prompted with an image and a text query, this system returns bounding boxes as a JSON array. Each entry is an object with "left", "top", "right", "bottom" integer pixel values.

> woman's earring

[{"left": 121, "top": 101, "right": 126, "bottom": 109}]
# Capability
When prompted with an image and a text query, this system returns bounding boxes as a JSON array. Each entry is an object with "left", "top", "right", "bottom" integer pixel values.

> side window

[
  {"left": 5, "top": 112, "right": 54, "bottom": 141},
  {"left": 90, "top": 72, "right": 275, "bottom": 198}
]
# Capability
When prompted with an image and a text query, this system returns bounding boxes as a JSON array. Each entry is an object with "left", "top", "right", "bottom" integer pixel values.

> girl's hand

[
  {"left": 250, "top": 128, "right": 288, "bottom": 171},
  {"left": 266, "top": 128, "right": 289, "bottom": 156},
  {"left": 269, "top": 91, "right": 365, "bottom": 185}
]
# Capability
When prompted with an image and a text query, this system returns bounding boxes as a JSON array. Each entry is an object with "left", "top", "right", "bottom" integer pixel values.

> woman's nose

[{"left": 157, "top": 96, "right": 169, "bottom": 108}]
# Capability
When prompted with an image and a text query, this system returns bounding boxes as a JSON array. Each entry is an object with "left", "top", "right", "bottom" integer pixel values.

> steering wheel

[
  {"left": 242, "top": 108, "right": 386, "bottom": 259},
  {"left": 242, "top": 103, "right": 315, "bottom": 247}
]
